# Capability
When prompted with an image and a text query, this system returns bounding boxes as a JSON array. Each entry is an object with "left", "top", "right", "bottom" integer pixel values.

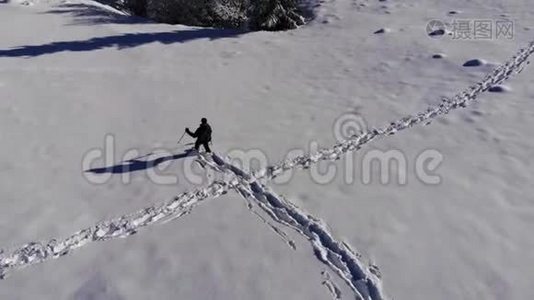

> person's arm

[
  {"left": 187, "top": 127, "right": 202, "bottom": 138},
  {"left": 192, "top": 127, "right": 203, "bottom": 138},
  {"left": 185, "top": 128, "right": 196, "bottom": 137}
]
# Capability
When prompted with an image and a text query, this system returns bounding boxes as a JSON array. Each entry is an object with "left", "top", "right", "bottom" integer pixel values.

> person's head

[{"left": 201, "top": 118, "right": 207, "bottom": 124}]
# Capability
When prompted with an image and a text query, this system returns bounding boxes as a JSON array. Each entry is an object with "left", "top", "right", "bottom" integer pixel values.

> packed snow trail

[
  {"left": 257, "top": 42, "right": 534, "bottom": 182},
  {"left": 203, "top": 153, "right": 384, "bottom": 300},
  {"left": 1, "top": 40, "right": 533, "bottom": 298},
  {"left": 0, "top": 180, "right": 235, "bottom": 279}
]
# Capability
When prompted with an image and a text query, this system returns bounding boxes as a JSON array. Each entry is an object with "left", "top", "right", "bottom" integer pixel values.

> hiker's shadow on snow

[
  {"left": 0, "top": 28, "right": 244, "bottom": 58},
  {"left": 86, "top": 149, "right": 195, "bottom": 174}
]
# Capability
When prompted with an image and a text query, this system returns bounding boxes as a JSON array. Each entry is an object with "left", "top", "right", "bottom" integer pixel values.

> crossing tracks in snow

[{"left": 1, "top": 40, "right": 534, "bottom": 299}]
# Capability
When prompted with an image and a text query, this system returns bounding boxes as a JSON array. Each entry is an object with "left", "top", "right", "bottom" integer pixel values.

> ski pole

[{"left": 177, "top": 131, "right": 186, "bottom": 144}]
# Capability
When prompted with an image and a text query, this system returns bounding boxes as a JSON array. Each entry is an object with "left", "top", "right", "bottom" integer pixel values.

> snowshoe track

[
  {"left": 0, "top": 180, "right": 234, "bottom": 279},
  {"left": 259, "top": 42, "right": 534, "bottom": 181},
  {"left": 208, "top": 153, "right": 384, "bottom": 300}
]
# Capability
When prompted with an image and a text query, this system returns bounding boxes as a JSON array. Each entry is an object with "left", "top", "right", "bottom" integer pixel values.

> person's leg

[
  {"left": 194, "top": 140, "right": 201, "bottom": 151},
  {"left": 203, "top": 142, "right": 211, "bottom": 153}
]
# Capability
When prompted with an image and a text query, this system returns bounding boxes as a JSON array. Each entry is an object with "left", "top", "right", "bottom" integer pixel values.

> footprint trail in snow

[{"left": 1, "top": 40, "right": 534, "bottom": 299}]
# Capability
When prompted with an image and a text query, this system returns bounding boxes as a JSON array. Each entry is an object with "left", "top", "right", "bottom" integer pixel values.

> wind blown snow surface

[{"left": 1, "top": 0, "right": 534, "bottom": 299}]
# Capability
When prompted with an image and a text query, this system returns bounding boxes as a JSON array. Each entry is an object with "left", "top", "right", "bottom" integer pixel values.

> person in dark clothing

[{"left": 186, "top": 118, "right": 212, "bottom": 153}]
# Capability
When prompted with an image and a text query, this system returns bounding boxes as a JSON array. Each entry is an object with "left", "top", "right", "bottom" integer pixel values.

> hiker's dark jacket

[{"left": 187, "top": 124, "right": 212, "bottom": 143}]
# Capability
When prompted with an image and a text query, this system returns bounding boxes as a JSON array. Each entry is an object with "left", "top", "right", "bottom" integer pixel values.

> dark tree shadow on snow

[
  {"left": 86, "top": 149, "right": 196, "bottom": 174},
  {"left": 0, "top": 28, "right": 244, "bottom": 58}
]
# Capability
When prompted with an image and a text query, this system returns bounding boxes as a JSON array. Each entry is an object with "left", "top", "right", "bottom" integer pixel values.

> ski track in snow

[{"left": 0, "top": 34, "right": 533, "bottom": 298}]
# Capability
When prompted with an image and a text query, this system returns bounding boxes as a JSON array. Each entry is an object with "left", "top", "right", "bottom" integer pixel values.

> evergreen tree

[{"left": 123, "top": 0, "right": 305, "bottom": 31}]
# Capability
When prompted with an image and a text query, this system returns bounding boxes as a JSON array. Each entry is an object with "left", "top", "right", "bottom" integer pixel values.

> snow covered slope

[{"left": 1, "top": 0, "right": 533, "bottom": 299}]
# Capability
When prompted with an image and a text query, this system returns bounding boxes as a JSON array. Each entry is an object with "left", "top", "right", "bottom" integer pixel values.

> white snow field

[{"left": 1, "top": 0, "right": 534, "bottom": 299}]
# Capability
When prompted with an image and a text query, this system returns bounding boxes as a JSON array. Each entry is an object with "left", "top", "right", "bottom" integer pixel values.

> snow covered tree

[
  {"left": 122, "top": 0, "right": 305, "bottom": 30},
  {"left": 124, "top": 0, "right": 148, "bottom": 17},
  {"left": 247, "top": 0, "right": 305, "bottom": 30}
]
